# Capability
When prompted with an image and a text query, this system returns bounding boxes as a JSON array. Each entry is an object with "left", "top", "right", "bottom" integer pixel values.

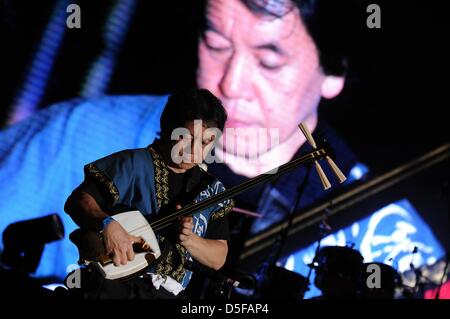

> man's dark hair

[{"left": 159, "top": 88, "right": 227, "bottom": 141}]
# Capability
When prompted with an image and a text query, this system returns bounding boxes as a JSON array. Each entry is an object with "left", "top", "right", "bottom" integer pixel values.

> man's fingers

[
  {"left": 183, "top": 221, "right": 194, "bottom": 230},
  {"left": 126, "top": 247, "right": 135, "bottom": 261},
  {"left": 112, "top": 250, "right": 122, "bottom": 266},
  {"left": 111, "top": 245, "right": 132, "bottom": 266},
  {"left": 181, "top": 227, "right": 192, "bottom": 236},
  {"left": 119, "top": 249, "right": 128, "bottom": 265}
]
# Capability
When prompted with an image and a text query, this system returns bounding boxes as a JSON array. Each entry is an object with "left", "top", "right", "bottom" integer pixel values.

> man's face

[{"left": 197, "top": 0, "right": 341, "bottom": 155}]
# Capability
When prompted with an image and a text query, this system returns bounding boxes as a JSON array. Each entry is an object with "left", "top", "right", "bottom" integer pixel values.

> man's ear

[{"left": 321, "top": 75, "right": 345, "bottom": 99}]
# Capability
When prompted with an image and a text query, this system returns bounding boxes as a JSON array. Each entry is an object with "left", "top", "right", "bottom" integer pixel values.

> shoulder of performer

[
  {"left": 82, "top": 148, "right": 154, "bottom": 206},
  {"left": 86, "top": 147, "right": 152, "bottom": 172}
]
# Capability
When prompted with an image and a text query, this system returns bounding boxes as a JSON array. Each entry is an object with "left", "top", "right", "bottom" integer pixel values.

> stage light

[{"left": 1, "top": 214, "right": 64, "bottom": 274}]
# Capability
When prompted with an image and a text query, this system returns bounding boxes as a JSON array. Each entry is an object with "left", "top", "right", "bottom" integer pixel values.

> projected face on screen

[{"left": 197, "top": 0, "right": 344, "bottom": 158}]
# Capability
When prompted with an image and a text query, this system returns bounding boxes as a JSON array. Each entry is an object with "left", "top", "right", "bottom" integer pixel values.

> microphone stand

[
  {"left": 254, "top": 163, "right": 313, "bottom": 298},
  {"left": 408, "top": 247, "right": 435, "bottom": 298},
  {"left": 300, "top": 208, "right": 332, "bottom": 298}
]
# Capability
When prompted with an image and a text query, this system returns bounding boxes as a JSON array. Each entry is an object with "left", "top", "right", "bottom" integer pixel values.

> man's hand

[
  {"left": 102, "top": 221, "right": 141, "bottom": 266},
  {"left": 179, "top": 215, "right": 196, "bottom": 247},
  {"left": 175, "top": 204, "right": 227, "bottom": 270}
]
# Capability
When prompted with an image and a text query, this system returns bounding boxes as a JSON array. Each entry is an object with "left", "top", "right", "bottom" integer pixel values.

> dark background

[{"left": 0, "top": 0, "right": 448, "bottom": 298}]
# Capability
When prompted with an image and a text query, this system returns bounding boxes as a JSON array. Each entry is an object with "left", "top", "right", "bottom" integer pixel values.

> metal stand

[
  {"left": 300, "top": 210, "right": 332, "bottom": 298},
  {"left": 254, "top": 163, "right": 313, "bottom": 298}
]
